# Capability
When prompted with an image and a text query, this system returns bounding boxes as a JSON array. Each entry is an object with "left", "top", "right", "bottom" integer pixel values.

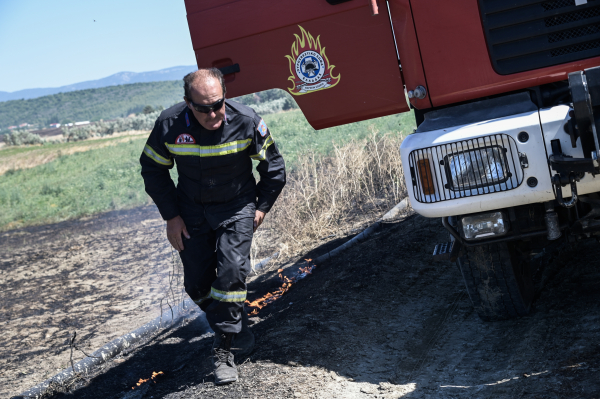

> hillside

[
  {"left": 0, "top": 65, "right": 197, "bottom": 102},
  {"left": 0, "top": 81, "right": 185, "bottom": 129},
  {"left": 0, "top": 81, "right": 299, "bottom": 131}
]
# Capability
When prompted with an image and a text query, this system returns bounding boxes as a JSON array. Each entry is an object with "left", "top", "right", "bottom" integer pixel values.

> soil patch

[
  {"left": 0, "top": 206, "right": 182, "bottom": 398},
  {"left": 24, "top": 213, "right": 600, "bottom": 398}
]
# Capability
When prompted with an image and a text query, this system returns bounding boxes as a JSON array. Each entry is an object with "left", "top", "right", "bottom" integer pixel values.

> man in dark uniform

[{"left": 140, "top": 68, "right": 286, "bottom": 384}]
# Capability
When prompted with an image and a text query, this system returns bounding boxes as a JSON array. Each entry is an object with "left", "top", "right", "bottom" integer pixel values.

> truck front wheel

[{"left": 457, "top": 242, "right": 534, "bottom": 321}]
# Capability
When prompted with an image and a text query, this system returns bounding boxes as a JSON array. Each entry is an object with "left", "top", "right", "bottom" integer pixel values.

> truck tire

[{"left": 457, "top": 242, "right": 534, "bottom": 321}]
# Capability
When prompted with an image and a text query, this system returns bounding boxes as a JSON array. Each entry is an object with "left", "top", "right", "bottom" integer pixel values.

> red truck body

[
  {"left": 185, "top": 0, "right": 600, "bottom": 129},
  {"left": 185, "top": 1, "right": 600, "bottom": 321}
]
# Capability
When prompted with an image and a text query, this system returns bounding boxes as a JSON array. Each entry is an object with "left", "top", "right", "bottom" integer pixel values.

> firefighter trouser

[{"left": 178, "top": 216, "right": 253, "bottom": 334}]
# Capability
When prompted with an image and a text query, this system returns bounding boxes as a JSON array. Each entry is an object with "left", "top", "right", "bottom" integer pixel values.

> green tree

[{"left": 142, "top": 105, "right": 155, "bottom": 114}]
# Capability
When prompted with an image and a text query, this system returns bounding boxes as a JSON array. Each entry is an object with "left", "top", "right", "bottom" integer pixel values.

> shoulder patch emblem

[
  {"left": 176, "top": 133, "right": 196, "bottom": 144},
  {"left": 257, "top": 119, "right": 268, "bottom": 137}
]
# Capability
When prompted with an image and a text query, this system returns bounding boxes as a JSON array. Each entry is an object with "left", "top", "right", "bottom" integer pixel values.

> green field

[
  {"left": 266, "top": 110, "right": 414, "bottom": 168},
  {"left": 0, "top": 109, "right": 415, "bottom": 231}
]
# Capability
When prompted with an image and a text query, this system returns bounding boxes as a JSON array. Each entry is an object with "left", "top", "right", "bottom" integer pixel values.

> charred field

[{"left": 12, "top": 209, "right": 600, "bottom": 399}]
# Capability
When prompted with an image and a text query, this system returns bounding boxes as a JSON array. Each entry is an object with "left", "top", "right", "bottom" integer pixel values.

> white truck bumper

[{"left": 400, "top": 105, "right": 600, "bottom": 218}]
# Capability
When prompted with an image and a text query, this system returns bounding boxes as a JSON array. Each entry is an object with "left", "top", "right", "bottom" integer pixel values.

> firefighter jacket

[{"left": 140, "top": 100, "right": 286, "bottom": 225}]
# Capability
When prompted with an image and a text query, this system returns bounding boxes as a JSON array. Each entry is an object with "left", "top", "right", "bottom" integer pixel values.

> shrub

[
  {"left": 250, "top": 96, "right": 299, "bottom": 115},
  {"left": 233, "top": 89, "right": 298, "bottom": 114},
  {"left": 3, "top": 130, "right": 44, "bottom": 146},
  {"left": 63, "top": 110, "right": 161, "bottom": 141},
  {"left": 63, "top": 127, "right": 93, "bottom": 142},
  {"left": 252, "top": 98, "right": 287, "bottom": 115}
]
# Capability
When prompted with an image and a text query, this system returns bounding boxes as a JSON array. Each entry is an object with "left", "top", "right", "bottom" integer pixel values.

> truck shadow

[{"left": 48, "top": 214, "right": 600, "bottom": 398}]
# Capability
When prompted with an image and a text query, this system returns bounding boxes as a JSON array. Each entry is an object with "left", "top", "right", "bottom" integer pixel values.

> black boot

[
  {"left": 212, "top": 333, "right": 238, "bottom": 385},
  {"left": 212, "top": 311, "right": 255, "bottom": 357}
]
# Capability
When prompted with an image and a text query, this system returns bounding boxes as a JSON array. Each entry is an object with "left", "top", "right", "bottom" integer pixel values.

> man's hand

[
  {"left": 253, "top": 210, "right": 265, "bottom": 232},
  {"left": 166, "top": 215, "right": 190, "bottom": 252}
]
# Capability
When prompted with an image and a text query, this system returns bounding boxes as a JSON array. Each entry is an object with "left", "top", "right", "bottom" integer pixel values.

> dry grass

[{"left": 260, "top": 130, "right": 406, "bottom": 255}]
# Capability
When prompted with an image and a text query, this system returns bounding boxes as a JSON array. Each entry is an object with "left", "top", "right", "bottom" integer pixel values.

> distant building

[
  {"left": 49, "top": 123, "right": 61, "bottom": 128},
  {"left": 8, "top": 126, "right": 17, "bottom": 130},
  {"left": 63, "top": 121, "right": 90, "bottom": 127},
  {"left": 18, "top": 123, "right": 29, "bottom": 128}
]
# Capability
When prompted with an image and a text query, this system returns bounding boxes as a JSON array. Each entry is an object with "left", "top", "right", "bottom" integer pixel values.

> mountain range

[{"left": 0, "top": 65, "right": 197, "bottom": 103}]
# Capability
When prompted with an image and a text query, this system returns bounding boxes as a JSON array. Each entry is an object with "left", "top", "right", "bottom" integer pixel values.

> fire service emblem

[
  {"left": 175, "top": 133, "right": 195, "bottom": 144},
  {"left": 285, "top": 26, "right": 340, "bottom": 96}
]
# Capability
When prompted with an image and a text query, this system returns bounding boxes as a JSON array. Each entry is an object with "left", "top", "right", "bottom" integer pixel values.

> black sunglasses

[{"left": 186, "top": 97, "right": 225, "bottom": 114}]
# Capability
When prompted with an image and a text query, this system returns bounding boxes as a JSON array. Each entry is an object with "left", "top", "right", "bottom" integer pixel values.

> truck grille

[
  {"left": 408, "top": 134, "right": 524, "bottom": 204},
  {"left": 480, "top": 0, "right": 600, "bottom": 75}
]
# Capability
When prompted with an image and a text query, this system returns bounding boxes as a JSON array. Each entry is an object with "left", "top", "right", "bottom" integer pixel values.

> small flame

[
  {"left": 131, "top": 371, "right": 164, "bottom": 389},
  {"left": 246, "top": 260, "right": 316, "bottom": 315},
  {"left": 135, "top": 378, "right": 148, "bottom": 387}
]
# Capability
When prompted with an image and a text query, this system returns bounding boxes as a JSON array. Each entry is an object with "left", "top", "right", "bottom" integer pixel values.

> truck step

[{"left": 432, "top": 241, "right": 460, "bottom": 262}]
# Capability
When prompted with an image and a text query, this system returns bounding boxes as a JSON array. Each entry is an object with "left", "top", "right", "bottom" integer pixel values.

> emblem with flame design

[{"left": 285, "top": 26, "right": 340, "bottom": 96}]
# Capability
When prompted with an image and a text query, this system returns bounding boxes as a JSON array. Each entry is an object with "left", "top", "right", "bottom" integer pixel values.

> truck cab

[{"left": 186, "top": 0, "right": 600, "bottom": 321}]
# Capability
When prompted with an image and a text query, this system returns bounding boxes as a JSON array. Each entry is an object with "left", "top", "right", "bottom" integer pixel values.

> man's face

[{"left": 185, "top": 78, "right": 226, "bottom": 131}]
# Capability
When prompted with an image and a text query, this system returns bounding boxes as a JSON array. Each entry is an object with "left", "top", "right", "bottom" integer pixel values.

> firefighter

[{"left": 140, "top": 68, "right": 286, "bottom": 384}]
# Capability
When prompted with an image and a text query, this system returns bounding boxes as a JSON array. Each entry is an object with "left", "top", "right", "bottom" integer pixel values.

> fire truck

[{"left": 185, "top": 0, "right": 600, "bottom": 321}]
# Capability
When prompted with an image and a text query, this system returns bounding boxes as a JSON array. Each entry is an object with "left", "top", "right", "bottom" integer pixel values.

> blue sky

[{"left": 0, "top": 0, "right": 196, "bottom": 92}]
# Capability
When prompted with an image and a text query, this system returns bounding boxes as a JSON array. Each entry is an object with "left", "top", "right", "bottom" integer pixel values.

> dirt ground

[
  {"left": 5, "top": 207, "right": 600, "bottom": 398},
  {"left": 0, "top": 206, "right": 182, "bottom": 398}
]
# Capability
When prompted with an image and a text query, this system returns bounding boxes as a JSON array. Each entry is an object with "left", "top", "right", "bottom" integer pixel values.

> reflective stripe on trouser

[
  {"left": 210, "top": 287, "right": 247, "bottom": 302},
  {"left": 193, "top": 292, "right": 211, "bottom": 306},
  {"left": 178, "top": 214, "right": 254, "bottom": 334}
]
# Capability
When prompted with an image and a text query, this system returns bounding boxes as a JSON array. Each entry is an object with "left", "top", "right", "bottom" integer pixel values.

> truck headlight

[
  {"left": 461, "top": 211, "right": 508, "bottom": 240},
  {"left": 444, "top": 146, "right": 510, "bottom": 191}
]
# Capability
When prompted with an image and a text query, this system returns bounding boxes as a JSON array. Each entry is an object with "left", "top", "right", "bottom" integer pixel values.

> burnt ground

[
  {"left": 0, "top": 206, "right": 182, "bottom": 398},
  {"left": 15, "top": 210, "right": 600, "bottom": 399}
]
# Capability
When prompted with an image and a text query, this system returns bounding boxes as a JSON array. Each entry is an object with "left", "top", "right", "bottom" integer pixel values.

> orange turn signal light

[{"left": 417, "top": 159, "right": 435, "bottom": 195}]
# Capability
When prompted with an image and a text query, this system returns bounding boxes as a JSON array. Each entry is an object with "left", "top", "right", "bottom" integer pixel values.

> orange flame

[
  {"left": 245, "top": 260, "right": 316, "bottom": 315},
  {"left": 134, "top": 378, "right": 148, "bottom": 388},
  {"left": 131, "top": 371, "right": 164, "bottom": 389},
  {"left": 285, "top": 26, "right": 340, "bottom": 96}
]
